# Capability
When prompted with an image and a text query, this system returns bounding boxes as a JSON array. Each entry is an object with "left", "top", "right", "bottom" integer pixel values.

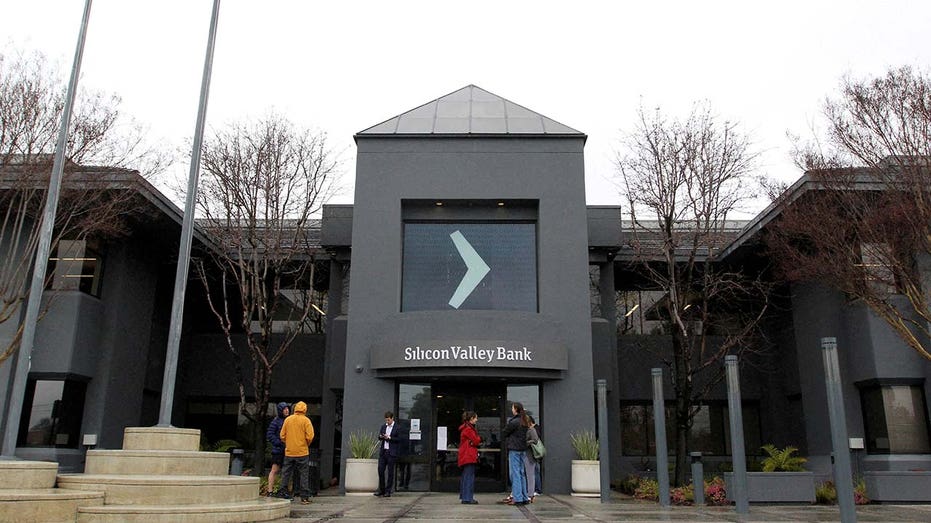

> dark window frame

[{"left": 856, "top": 379, "right": 931, "bottom": 455}]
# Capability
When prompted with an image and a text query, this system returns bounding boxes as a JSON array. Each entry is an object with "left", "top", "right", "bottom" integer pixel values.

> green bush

[
  {"left": 633, "top": 478, "right": 659, "bottom": 501},
  {"left": 348, "top": 430, "right": 380, "bottom": 459},
  {"left": 569, "top": 430, "right": 599, "bottom": 460},
  {"left": 760, "top": 445, "right": 807, "bottom": 472},
  {"left": 816, "top": 481, "right": 838, "bottom": 504}
]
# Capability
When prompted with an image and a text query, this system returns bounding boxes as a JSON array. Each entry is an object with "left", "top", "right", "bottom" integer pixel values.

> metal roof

[{"left": 356, "top": 85, "right": 584, "bottom": 137}]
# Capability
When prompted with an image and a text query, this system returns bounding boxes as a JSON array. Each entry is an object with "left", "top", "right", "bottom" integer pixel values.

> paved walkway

[{"left": 286, "top": 490, "right": 931, "bottom": 522}]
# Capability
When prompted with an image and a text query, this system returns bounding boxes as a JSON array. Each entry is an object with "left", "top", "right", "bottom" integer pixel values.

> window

[
  {"left": 47, "top": 239, "right": 103, "bottom": 297},
  {"left": 401, "top": 222, "right": 537, "bottom": 312},
  {"left": 620, "top": 401, "right": 761, "bottom": 456},
  {"left": 17, "top": 377, "right": 87, "bottom": 448},
  {"left": 861, "top": 384, "right": 931, "bottom": 454},
  {"left": 185, "top": 399, "right": 323, "bottom": 450}
]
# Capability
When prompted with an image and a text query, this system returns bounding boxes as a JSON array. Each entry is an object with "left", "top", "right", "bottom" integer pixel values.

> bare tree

[
  {"left": 0, "top": 48, "right": 165, "bottom": 364},
  {"left": 767, "top": 66, "right": 931, "bottom": 361},
  {"left": 193, "top": 112, "right": 338, "bottom": 474},
  {"left": 616, "top": 103, "right": 771, "bottom": 485}
]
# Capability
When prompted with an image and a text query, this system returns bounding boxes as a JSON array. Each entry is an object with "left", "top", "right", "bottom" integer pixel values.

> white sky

[{"left": 3, "top": 1, "right": 931, "bottom": 211}]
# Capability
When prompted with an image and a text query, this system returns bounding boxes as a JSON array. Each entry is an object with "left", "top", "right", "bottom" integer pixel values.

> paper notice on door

[
  {"left": 411, "top": 419, "right": 421, "bottom": 432},
  {"left": 437, "top": 426, "right": 447, "bottom": 450}
]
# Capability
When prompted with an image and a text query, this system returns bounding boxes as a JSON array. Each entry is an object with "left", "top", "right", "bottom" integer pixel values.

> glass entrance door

[{"left": 431, "top": 385, "right": 505, "bottom": 492}]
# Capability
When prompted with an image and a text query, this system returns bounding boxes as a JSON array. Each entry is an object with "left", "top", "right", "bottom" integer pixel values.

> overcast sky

[{"left": 3, "top": 1, "right": 931, "bottom": 211}]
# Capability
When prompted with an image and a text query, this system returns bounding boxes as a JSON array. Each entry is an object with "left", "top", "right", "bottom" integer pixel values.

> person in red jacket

[{"left": 458, "top": 411, "right": 481, "bottom": 504}]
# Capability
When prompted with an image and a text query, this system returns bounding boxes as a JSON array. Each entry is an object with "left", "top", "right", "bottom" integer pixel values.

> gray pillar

[
  {"left": 651, "top": 368, "right": 670, "bottom": 506},
  {"left": 691, "top": 452, "right": 704, "bottom": 505},
  {"left": 597, "top": 379, "right": 610, "bottom": 502},
  {"left": 319, "top": 259, "right": 344, "bottom": 486},
  {"left": 821, "top": 337, "right": 857, "bottom": 523},
  {"left": 725, "top": 355, "right": 749, "bottom": 514},
  {"left": 598, "top": 260, "right": 622, "bottom": 479}
]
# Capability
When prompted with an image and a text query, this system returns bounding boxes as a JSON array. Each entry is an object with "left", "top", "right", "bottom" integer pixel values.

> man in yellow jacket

[{"left": 276, "top": 401, "right": 315, "bottom": 504}]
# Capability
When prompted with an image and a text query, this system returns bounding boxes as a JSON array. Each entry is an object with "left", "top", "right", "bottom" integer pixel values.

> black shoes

[
  {"left": 374, "top": 491, "right": 392, "bottom": 497},
  {"left": 301, "top": 497, "right": 311, "bottom": 504},
  {"left": 461, "top": 500, "right": 478, "bottom": 504}
]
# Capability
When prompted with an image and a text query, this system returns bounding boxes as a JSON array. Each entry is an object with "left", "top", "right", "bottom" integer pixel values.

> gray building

[{"left": 0, "top": 87, "right": 928, "bottom": 495}]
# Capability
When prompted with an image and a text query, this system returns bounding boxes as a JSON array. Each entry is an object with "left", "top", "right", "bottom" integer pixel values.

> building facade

[{"left": 0, "top": 87, "right": 928, "bottom": 494}]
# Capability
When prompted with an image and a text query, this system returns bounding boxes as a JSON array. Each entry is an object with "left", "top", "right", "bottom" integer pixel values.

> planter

[
  {"left": 571, "top": 460, "right": 600, "bottom": 497},
  {"left": 864, "top": 471, "right": 931, "bottom": 502},
  {"left": 345, "top": 458, "right": 378, "bottom": 496},
  {"left": 724, "top": 471, "right": 815, "bottom": 503}
]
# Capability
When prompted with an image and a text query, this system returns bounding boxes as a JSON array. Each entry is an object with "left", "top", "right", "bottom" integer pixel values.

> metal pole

[
  {"left": 157, "top": 0, "right": 221, "bottom": 426},
  {"left": 596, "top": 379, "right": 610, "bottom": 502},
  {"left": 725, "top": 355, "right": 749, "bottom": 514},
  {"left": 651, "top": 368, "right": 670, "bottom": 506},
  {"left": 1, "top": 0, "right": 94, "bottom": 459},
  {"left": 822, "top": 337, "right": 857, "bottom": 523},
  {"left": 691, "top": 452, "right": 704, "bottom": 505}
]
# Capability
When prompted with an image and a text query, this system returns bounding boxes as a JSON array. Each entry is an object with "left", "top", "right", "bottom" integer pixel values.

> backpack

[{"left": 530, "top": 438, "right": 546, "bottom": 460}]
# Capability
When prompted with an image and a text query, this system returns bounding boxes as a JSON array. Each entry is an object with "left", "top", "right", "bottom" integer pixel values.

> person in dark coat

[
  {"left": 266, "top": 402, "right": 290, "bottom": 495},
  {"left": 374, "top": 411, "right": 406, "bottom": 497},
  {"left": 501, "top": 402, "right": 529, "bottom": 505},
  {"left": 458, "top": 411, "right": 481, "bottom": 504}
]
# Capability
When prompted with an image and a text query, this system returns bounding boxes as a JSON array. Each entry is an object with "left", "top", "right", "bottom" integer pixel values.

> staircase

[
  {"left": 0, "top": 460, "right": 103, "bottom": 522},
  {"left": 56, "top": 427, "right": 290, "bottom": 522}
]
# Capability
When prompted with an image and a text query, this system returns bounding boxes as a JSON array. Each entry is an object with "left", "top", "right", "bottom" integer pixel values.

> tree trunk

[
  {"left": 253, "top": 413, "right": 267, "bottom": 477},
  {"left": 672, "top": 331, "right": 691, "bottom": 487}
]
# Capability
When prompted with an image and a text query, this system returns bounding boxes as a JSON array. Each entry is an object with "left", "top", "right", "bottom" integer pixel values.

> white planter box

[
  {"left": 345, "top": 458, "right": 378, "bottom": 496},
  {"left": 571, "top": 460, "right": 600, "bottom": 497},
  {"left": 724, "top": 471, "right": 815, "bottom": 503}
]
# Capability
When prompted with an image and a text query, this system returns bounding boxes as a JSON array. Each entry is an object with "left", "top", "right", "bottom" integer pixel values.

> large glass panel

[
  {"left": 397, "top": 384, "right": 431, "bottom": 491},
  {"left": 863, "top": 385, "right": 931, "bottom": 454},
  {"left": 18, "top": 379, "right": 86, "bottom": 448},
  {"left": 507, "top": 385, "right": 540, "bottom": 427},
  {"left": 402, "top": 223, "right": 537, "bottom": 311}
]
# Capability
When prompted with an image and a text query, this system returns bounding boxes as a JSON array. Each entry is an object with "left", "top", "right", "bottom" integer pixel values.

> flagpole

[
  {"left": 1, "top": 0, "right": 94, "bottom": 459},
  {"left": 158, "top": 0, "right": 221, "bottom": 426}
]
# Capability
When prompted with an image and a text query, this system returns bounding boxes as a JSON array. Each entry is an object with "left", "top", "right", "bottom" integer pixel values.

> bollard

[
  {"left": 691, "top": 452, "right": 704, "bottom": 506},
  {"left": 597, "top": 379, "right": 611, "bottom": 503},
  {"left": 725, "top": 355, "right": 749, "bottom": 514},
  {"left": 651, "top": 368, "right": 670, "bottom": 507},
  {"left": 822, "top": 337, "right": 857, "bottom": 523},
  {"left": 230, "top": 448, "right": 244, "bottom": 476}
]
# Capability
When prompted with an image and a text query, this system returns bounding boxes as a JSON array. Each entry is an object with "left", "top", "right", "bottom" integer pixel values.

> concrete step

[
  {"left": 56, "top": 474, "right": 259, "bottom": 505},
  {"left": 121, "top": 427, "right": 200, "bottom": 451},
  {"left": 0, "top": 488, "right": 104, "bottom": 523},
  {"left": 0, "top": 461, "right": 58, "bottom": 489},
  {"left": 84, "top": 449, "right": 229, "bottom": 476},
  {"left": 75, "top": 497, "right": 291, "bottom": 523}
]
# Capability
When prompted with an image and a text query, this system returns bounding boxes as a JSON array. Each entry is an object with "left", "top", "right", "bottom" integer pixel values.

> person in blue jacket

[{"left": 266, "top": 402, "right": 290, "bottom": 495}]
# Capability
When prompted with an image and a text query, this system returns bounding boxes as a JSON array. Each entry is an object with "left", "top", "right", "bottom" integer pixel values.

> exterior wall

[
  {"left": 341, "top": 136, "right": 593, "bottom": 494},
  {"left": 790, "top": 282, "right": 931, "bottom": 476}
]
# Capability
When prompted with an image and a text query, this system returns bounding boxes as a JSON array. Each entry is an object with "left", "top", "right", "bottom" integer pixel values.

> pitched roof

[{"left": 356, "top": 85, "right": 584, "bottom": 138}]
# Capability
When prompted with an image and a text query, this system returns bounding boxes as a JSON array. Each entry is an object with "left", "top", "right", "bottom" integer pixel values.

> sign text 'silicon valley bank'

[{"left": 404, "top": 345, "right": 533, "bottom": 363}]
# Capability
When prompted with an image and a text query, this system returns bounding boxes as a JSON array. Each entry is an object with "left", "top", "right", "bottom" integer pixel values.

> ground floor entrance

[{"left": 395, "top": 381, "right": 541, "bottom": 493}]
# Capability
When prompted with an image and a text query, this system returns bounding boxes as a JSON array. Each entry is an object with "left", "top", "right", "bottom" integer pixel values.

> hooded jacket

[
  {"left": 266, "top": 402, "right": 289, "bottom": 455},
  {"left": 280, "top": 401, "right": 315, "bottom": 457},
  {"left": 457, "top": 421, "right": 481, "bottom": 467}
]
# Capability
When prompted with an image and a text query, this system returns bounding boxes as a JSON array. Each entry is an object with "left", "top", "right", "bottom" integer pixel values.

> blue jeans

[
  {"left": 460, "top": 463, "right": 476, "bottom": 502},
  {"left": 508, "top": 450, "right": 528, "bottom": 502}
]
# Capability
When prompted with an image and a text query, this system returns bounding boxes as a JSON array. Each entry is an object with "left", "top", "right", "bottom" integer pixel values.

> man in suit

[{"left": 374, "top": 411, "right": 405, "bottom": 497}]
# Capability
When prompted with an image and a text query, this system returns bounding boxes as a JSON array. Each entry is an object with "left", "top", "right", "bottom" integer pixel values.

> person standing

[
  {"left": 458, "top": 411, "right": 481, "bottom": 504},
  {"left": 374, "top": 411, "right": 405, "bottom": 497},
  {"left": 276, "top": 401, "right": 315, "bottom": 504},
  {"left": 266, "top": 402, "right": 290, "bottom": 496},
  {"left": 524, "top": 415, "right": 540, "bottom": 502},
  {"left": 501, "top": 402, "right": 529, "bottom": 505}
]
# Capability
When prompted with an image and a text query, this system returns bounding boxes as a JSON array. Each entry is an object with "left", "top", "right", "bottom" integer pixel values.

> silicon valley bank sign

[{"left": 369, "top": 337, "right": 568, "bottom": 371}]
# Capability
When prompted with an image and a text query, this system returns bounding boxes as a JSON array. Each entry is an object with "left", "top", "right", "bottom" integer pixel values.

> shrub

[
  {"left": 569, "top": 430, "right": 599, "bottom": 460},
  {"left": 670, "top": 483, "right": 694, "bottom": 505},
  {"left": 634, "top": 478, "right": 659, "bottom": 501},
  {"left": 816, "top": 481, "right": 837, "bottom": 504},
  {"left": 348, "top": 430, "right": 380, "bottom": 459},
  {"left": 760, "top": 444, "right": 807, "bottom": 472},
  {"left": 704, "top": 476, "right": 729, "bottom": 505},
  {"left": 816, "top": 479, "right": 870, "bottom": 505},
  {"left": 619, "top": 474, "right": 641, "bottom": 496}
]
